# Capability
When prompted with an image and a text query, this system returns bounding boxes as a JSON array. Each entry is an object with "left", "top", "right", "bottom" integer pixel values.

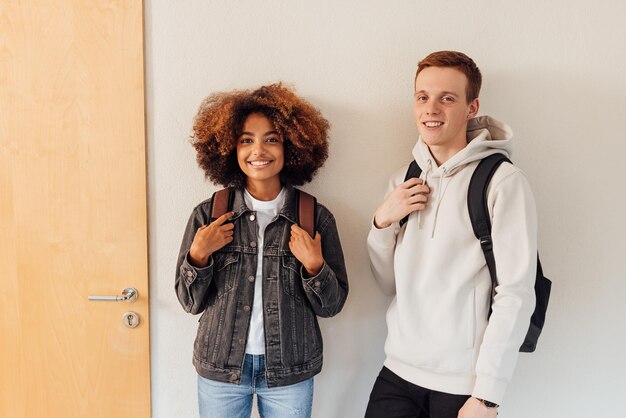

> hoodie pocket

[{"left": 467, "top": 286, "right": 477, "bottom": 349}]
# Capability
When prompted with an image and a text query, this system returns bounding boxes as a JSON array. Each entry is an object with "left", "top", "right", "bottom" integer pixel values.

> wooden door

[{"left": 0, "top": 1, "right": 150, "bottom": 417}]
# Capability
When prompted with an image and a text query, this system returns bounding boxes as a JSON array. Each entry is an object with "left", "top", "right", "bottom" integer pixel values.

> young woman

[{"left": 175, "top": 83, "right": 349, "bottom": 418}]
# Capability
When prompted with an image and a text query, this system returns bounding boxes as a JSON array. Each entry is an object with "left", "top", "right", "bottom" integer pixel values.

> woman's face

[{"left": 236, "top": 113, "right": 285, "bottom": 189}]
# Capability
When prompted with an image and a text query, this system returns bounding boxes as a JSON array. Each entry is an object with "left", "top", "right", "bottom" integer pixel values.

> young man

[{"left": 365, "top": 51, "right": 537, "bottom": 418}]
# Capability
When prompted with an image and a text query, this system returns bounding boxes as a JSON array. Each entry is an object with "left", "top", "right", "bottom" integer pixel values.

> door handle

[{"left": 88, "top": 287, "right": 138, "bottom": 302}]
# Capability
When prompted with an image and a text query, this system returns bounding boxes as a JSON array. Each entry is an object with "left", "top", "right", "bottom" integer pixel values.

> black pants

[{"left": 364, "top": 367, "right": 470, "bottom": 418}]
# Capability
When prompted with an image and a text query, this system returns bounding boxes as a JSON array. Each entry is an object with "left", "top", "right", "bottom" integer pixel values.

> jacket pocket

[
  {"left": 281, "top": 255, "right": 305, "bottom": 301},
  {"left": 194, "top": 308, "right": 212, "bottom": 355},
  {"left": 303, "top": 306, "right": 323, "bottom": 360},
  {"left": 213, "top": 251, "right": 240, "bottom": 298}
]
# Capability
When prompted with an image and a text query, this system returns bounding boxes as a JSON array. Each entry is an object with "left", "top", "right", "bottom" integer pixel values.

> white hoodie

[{"left": 367, "top": 116, "right": 537, "bottom": 405}]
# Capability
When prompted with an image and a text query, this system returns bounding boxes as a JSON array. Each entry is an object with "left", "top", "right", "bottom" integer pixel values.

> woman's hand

[
  {"left": 188, "top": 212, "right": 235, "bottom": 267},
  {"left": 289, "top": 224, "right": 324, "bottom": 276}
]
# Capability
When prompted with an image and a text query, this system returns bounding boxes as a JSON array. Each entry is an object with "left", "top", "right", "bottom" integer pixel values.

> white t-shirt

[{"left": 243, "top": 187, "right": 285, "bottom": 355}]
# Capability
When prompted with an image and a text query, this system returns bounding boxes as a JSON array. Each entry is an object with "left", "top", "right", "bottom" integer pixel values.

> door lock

[{"left": 122, "top": 311, "right": 140, "bottom": 328}]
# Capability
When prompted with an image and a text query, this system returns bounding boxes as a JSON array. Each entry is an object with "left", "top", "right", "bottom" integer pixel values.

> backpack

[
  {"left": 400, "top": 153, "right": 552, "bottom": 353},
  {"left": 208, "top": 187, "right": 317, "bottom": 238}
]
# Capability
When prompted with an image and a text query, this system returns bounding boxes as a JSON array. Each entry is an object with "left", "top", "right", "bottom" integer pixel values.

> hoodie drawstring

[
  {"left": 415, "top": 160, "right": 447, "bottom": 238},
  {"left": 431, "top": 168, "right": 447, "bottom": 238},
  {"left": 416, "top": 159, "right": 432, "bottom": 229}
]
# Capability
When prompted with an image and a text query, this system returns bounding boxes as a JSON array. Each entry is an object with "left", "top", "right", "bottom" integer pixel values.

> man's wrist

[
  {"left": 373, "top": 214, "right": 391, "bottom": 229},
  {"left": 475, "top": 397, "right": 499, "bottom": 408}
]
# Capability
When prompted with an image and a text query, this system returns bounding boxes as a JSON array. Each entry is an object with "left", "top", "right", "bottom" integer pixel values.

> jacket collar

[{"left": 229, "top": 185, "right": 297, "bottom": 224}]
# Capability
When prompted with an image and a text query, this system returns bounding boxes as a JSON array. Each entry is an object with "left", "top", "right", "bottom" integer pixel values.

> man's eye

[
  {"left": 416, "top": 95, "right": 427, "bottom": 102},
  {"left": 442, "top": 96, "right": 454, "bottom": 103}
]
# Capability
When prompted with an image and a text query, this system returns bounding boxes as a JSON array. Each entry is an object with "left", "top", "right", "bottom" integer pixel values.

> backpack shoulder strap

[
  {"left": 467, "top": 153, "right": 511, "bottom": 310},
  {"left": 399, "top": 160, "right": 423, "bottom": 227},
  {"left": 209, "top": 188, "right": 234, "bottom": 222},
  {"left": 210, "top": 187, "right": 316, "bottom": 236},
  {"left": 467, "top": 153, "right": 511, "bottom": 242},
  {"left": 296, "top": 189, "right": 317, "bottom": 238},
  {"left": 469, "top": 154, "right": 552, "bottom": 352}
]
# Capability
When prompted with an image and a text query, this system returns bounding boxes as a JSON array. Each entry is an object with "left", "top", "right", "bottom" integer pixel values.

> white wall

[{"left": 145, "top": 1, "right": 626, "bottom": 417}]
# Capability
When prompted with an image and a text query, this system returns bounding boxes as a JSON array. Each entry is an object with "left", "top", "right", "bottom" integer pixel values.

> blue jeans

[{"left": 198, "top": 354, "right": 314, "bottom": 418}]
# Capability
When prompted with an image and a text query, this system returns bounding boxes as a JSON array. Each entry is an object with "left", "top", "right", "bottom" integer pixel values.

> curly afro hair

[{"left": 190, "top": 83, "right": 330, "bottom": 189}]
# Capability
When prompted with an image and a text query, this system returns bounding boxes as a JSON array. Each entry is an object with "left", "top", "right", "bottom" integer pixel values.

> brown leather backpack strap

[
  {"left": 297, "top": 189, "right": 316, "bottom": 238},
  {"left": 210, "top": 188, "right": 232, "bottom": 222}
]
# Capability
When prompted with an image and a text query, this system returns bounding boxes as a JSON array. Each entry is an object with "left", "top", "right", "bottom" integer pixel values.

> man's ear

[{"left": 468, "top": 98, "right": 480, "bottom": 118}]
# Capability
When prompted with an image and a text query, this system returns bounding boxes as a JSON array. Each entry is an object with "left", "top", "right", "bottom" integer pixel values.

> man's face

[{"left": 413, "top": 66, "right": 479, "bottom": 152}]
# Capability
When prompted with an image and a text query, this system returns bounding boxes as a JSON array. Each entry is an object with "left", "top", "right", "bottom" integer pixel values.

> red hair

[{"left": 415, "top": 51, "right": 482, "bottom": 102}]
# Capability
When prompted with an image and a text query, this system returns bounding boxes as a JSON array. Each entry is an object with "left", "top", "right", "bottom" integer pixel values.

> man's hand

[
  {"left": 289, "top": 224, "right": 324, "bottom": 277},
  {"left": 458, "top": 397, "right": 498, "bottom": 418},
  {"left": 374, "top": 178, "right": 430, "bottom": 228},
  {"left": 188, "top": 212, "right": 235, "bottom": 267}
]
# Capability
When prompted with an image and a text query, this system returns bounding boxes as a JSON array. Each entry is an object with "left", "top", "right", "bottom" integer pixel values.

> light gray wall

[{"left": 145, "top": 1, "right": 626, "bottom": 417}]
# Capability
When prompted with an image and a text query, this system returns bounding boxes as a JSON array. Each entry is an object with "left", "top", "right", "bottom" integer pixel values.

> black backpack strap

[
  {"left": 399, "top": 160, "right": 423, "bottom": 227},
  {"left": 296, "top": 189, "right": 317, "bottom": 238},
  {"left": 467, "top": 154, "right": 511, "bottom": 314},
  {"left": 469, "top": 154, "right": 552, "bottom": 352},
  {"left": 522, "top": 257, "right": 551, "bottom": 352},
  {"left": 209, "top": 188, "right": 234, "bottom": 222}
]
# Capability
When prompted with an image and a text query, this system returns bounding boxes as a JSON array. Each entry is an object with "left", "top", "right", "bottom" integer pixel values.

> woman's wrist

[
  {"left": 189, "top": 249, "right": 210, "bottom": 268},
  {"left": 304, "top": 259, "right": 324, "bottom": 277}
]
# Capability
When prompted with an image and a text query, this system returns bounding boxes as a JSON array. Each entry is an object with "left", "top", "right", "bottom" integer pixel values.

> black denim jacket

[{"left": 175, "top": 186, "right": 349, "bottom": 387}]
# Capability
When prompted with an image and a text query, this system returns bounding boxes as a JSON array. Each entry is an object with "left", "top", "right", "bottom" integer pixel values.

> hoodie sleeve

[
  {"left": 472, "top": 167, "right": 538, "bottom": 405},
  {"left": 367, "top": 173, "right": 402, "bottom": 296}
]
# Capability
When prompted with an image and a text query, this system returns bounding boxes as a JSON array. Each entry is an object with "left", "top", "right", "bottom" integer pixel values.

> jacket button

[
  {"left": 250, "top": 241, "right": 257, "bottom": 248},
  {"left": 186, "top": 270, "right": 193, "bottom": 278},
  {"left": 248, "top": 276, "right": 255, "bottom": 283},
  {"left": 314, "top": 280, "right": 321, "bottom": 288},
  {"left": 249, "top": 214, "right": 256, "bottom": 221},
  {"left": 244, "top": 305, "right": 251, "bottom": 312},
  {"left": 229, "top": 373, "right": 238, "bottom": 381},
  {"left": 239, "top": 338, "right": 245, "bottom": 345}
]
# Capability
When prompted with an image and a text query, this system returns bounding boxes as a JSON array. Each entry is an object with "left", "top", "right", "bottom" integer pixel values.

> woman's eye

[
  {"left": 240, "top": 137, "right": 252, "bottom": 144},
  {"left": 266, "top": 137, "right": 280, "bottom": 143}
]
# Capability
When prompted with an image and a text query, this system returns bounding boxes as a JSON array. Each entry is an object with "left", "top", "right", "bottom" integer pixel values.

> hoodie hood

[
  {"left": 410, "top": 115, "right": 514, "bottom": 236},
  {"left": 412, "top": 115, "right": 513, "bottom": 178}
]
